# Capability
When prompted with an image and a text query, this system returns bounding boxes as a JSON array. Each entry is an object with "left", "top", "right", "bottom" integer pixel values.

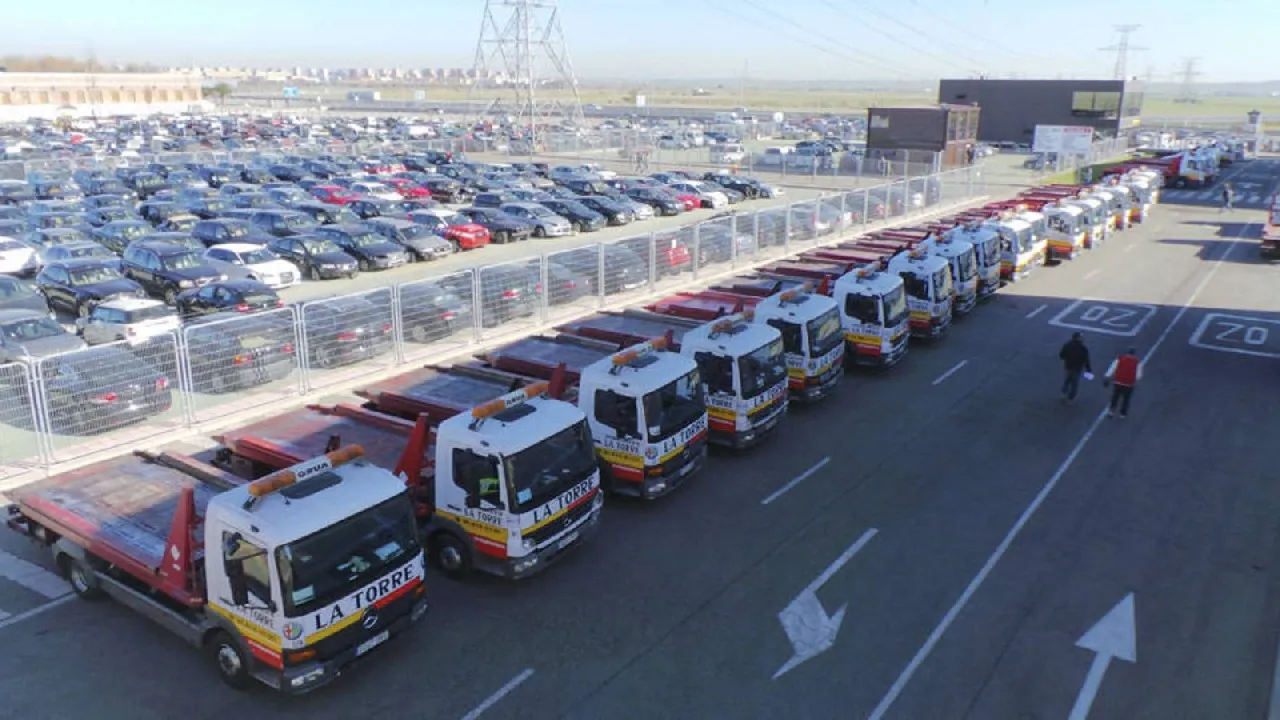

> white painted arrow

[
  {"left": 1068, "top": 593, "right": 1137, "bottom": 720},
  {"left": 773, "top": 528, "right": 878, "bottom": 679}
]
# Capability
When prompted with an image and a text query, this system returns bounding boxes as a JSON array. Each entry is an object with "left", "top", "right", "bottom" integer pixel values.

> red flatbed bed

[
  {"left": 214, "top": 404, "right": 414, "bottom": 474},
  {"left": 557, "top": 311, "right": 695, "bottom": 349},
  {"left": 711, "top": 275, "right": 810, "bottom": 298},
  {"left": 356, "top": 364, "right": 527, "bottom": 420},
  {"left": 647, "top": 291, "right": 758, "bottom": 322},
  {"left": 479, "top": 335, "right": 616, "bottom": 384}
]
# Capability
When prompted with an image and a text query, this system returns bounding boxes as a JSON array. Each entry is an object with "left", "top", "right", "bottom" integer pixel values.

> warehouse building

[
  {"left": 936, "top": 78, "right": 1143, "bottom": 145},
  {"left": 0, "top": 72, "right": 207, "bottom": 121}
]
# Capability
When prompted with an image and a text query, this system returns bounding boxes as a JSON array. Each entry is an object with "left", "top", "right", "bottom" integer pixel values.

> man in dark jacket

[{"left": 1058, "top": 332, "right": 1092, "bottom": 403}]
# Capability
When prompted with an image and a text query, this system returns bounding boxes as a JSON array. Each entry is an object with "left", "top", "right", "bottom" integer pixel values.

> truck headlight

[{"left": 522, "top": 538, "right": 535, "bottom": 551}]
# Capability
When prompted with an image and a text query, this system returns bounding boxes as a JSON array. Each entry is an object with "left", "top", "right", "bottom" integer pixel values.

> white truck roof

[
  {"left": 833, "top": 266, "right": 901, "bottom": 297},
  {"left": 889, "top": 246, "right": 948, "bottom": 275},
  {"left": 580, "top": 348, "right": 696, "bottom": 398},
  {"left": 435, "top": 394, "right": 585, "bottom": 457},
  {"left": 754, "top": 288, "right": 836, "bottom": 324},
  {"left": 681, "top": 314, "right": 780, "bottom": 358}
]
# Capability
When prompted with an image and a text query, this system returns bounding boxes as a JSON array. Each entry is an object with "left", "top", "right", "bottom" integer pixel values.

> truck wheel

[
  {"left": 208, "top": 632, "right": 252, "bottom": 691},
  {"left": 429, "top": 533, "right": 472, "bottom": 579},
  {"left": 62, "top": 556, "right": 104, "bottom": 601}
]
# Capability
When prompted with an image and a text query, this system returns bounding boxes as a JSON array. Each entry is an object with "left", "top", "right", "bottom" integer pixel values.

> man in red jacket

[{"left": 1103, "top": 347, "right": 1143, "bottom": 418}]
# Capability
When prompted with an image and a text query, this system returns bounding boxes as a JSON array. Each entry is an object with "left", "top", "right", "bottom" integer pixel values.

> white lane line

[
  {"left": 867, "top": 222, "right": 1252, "bottom": 720},
  {"left": 0, "top": 595, "right": 73, "bottom": 633},
  {"left": 0, "top": 607, "right": 10, "bottom": 622},
  {"left": 461, "top": 668, "right": 535, "bottom": 720},
  {"left": 0, "top": 550, "right": 70, "bottom": 599},
  {"left": 931, "top": 360, "right": 968, "bottom": 387},
  {"left": 1024, "top": 304, "right": 1048, "bottom": 320},
  {"left": 762, "top": 457, "right": 831, "bottom": 506},
  {"left": 1083, "top": 269, "right": 1101, "bottom": 280}
]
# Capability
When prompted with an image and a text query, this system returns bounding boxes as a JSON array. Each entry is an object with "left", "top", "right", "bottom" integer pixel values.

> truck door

[
  {"left": 451, "top": 448, "right": 504, "bottom": 510},
  {"left": 222, "top": 531, "right": 275, "bottom": 608}
]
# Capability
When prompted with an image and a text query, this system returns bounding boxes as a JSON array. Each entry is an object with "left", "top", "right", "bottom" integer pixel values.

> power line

[
  {"left": 1099, "top": 24, "right": 1147, "bottom": 80},
  {"left": 835, "top": 0, "right": 990, "bottom": 71},
  {"left": 815, "top": 0, "right": 979, "bottom": 75},
  {"left": 1175, "top": 57, "right": 1202, "bottom": 104}
]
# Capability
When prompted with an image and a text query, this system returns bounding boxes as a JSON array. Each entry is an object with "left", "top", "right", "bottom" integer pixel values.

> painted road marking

[
  {"left": 1050, "top": 299, "right": 1157, "bottom": 337},
  {"left": 461, "top": 668, "right": 535, "bottom": 720},
  {"left": 0, "top": 595, "right": 74, "bottom": 634},
  {"left": 0, "top": 550, "right": 69, "bottom": 599},
  {"left": 762, "top": 457, "right": 831, "bottom": 506},
  {"left": 1188, "top": 313, "right": 1280, "bottom": 359},
  {"left": 867, "top": 223, "right": 1251, "bottom": 720},
  {"left": 1025, "top": 304, "right": 1048, "bottom": 320},
  {"left": 931, "top": 360, "right": 968, "bottom": 386}
]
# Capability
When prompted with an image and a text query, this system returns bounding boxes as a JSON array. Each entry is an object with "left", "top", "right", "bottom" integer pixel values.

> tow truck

[
  {"left": 5, "top": 446, "right": 427, "bottom": 693},
  {"left": 1261, "top": 192, "right": 1280, "bottom": 259},
  {"left": 811, "top": 243, "right": 953, "bottom": 339},
  {"left": 985, "top": 207, "right": 1045, "bottom": 281},
  {"left": 475, "top": 334, "right": 709, "bottom": 497},
  {"left": 559, "top": 310, "right": 789, "bottom": 448},
  {"left": 1089, "top": 183, "right": 1134, "bottom": 231},
  {"left": 830, "top": 261, "right": 910, "bottom": 367},
  {"left": 1116, "top": 169, "right": 1161, "bottom": 221},
  {"left": 648, "top": 287, "right": 845, "bottom": 402},
  {"left": 1025, "top": 187, "right": 1110, "bottom": 248},
  {"left": 944, "top": 221, "right": 1003, "bottom": 297},
  {"left": 1008, "top": 197, "right": 1087, "bottom": 260},
  {"left": 214, "top": 379, "right": 602, "bottom": 580},
  {"left": 857, "top": 229, "right": 979, "bottom": 316}
]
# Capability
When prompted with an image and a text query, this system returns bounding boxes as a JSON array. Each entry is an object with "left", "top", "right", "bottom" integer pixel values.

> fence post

[{"left": 390, "top": 283, "right": 407, "bottom": 365}]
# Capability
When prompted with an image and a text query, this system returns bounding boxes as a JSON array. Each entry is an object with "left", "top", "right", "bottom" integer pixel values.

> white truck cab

[
  {"left": 888, "top": 246, "right": 954, "bottom": 338},
  {"left": 945, "top": 223, "right": 1002, "bottom": 297},
  {"left": 1042, "top": 203, "right": 1086, "bottom": 260},
  {"left": 680, "top": 312, "right": 789, "bottom": 449},
  {"left": 752, "top": 287, "right": 845, "bottom": 401},
  {"left": 1061, "top": 195, "right": 1109, "bottom": 247},
  {"left": 578, "top": 337, "right": 710, "bottom": 499},
  {"left": 922, "top": 234, "right": 980, "bottom": 316},
  {"left": 987, "top": 214, "right": 1040, "bottom": 282},
  {"left": 832, "top": 266, "right": 910, "bottom": 366}
]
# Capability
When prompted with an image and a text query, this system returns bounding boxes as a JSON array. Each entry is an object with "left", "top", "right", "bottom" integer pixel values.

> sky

[{"left": 3, "top": 0, "right": 1275, "bottom": 83}]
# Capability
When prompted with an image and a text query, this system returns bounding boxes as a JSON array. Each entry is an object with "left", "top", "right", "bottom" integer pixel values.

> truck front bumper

[{"left": 280, "top": 596, "right": 429, "bottom": 694}]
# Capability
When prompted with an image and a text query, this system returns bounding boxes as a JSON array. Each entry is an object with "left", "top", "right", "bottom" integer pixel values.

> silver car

[
  {"left": 76, "top": 297, "right": 181, "bottom": 345},
  {"left": 498, "top": 202, "right": 574, "bottom": 238}
]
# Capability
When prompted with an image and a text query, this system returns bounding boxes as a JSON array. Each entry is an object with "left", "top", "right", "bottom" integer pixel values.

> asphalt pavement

[{"left": 2, "top": 159, "right": 1279, "bottom": 720}]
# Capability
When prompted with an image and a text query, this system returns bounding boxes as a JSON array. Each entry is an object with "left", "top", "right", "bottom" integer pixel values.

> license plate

[
  {"left": 356, "top": 630, "right": 389, "bottom": 656},
  {"left": 679, "top": 461, "right": 695, "bottom": 477},
  {"left": 558, "top": 531, "right": 579, "bottom": 550}
]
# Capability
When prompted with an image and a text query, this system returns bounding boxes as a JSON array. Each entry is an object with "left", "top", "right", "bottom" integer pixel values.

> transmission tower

[
  {"left": 468, "top": 0, "right": 585, "bottom": 149},
  {"left": 1099, "top": 25, "right": 1147, "bottom": 80},
  {"left": 1175, "top": 57, "right": 1202, "bottom": 104}
]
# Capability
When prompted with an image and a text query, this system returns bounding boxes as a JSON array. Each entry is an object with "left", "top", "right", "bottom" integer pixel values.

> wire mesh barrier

[
  {"left": 32, "top": 334, "right": 186, "bottom": 465},
  {"left": 180, "top": 308, "right": 304, "bottom": 423},
  {"left": 0, "top": 166, "right": 985, "bottom": 474},
  {"left": 299, "top": 288, "right": 396, "bottom": 392}
]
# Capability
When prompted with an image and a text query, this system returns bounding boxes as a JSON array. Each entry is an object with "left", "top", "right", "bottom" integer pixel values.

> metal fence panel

[
  {"left": 299, "top": 287, "right": 396, "bottom": 392},
  {"left": 396, "top": 270, "right": 478, "bottom": 362},
  {"left": 0, "top": 362, "right": 44, "bottom": 473},
  {"left": 604, "top": 233, "right": 655, "bottom": 301},
  {"left": 651, "top": 226, "right": 696, "bottom": 294},
  {"left": 546, "top": 244, "right": 603, "bottom": 321},
  {"left": 35, "top": 335, "right": 186, "bottom": 464},
  {"left": 691, "top": 215, "right": 739, "bottom": 279},
  {"left": 476, "top": 257, "right": 544, "bottom": 340},
  {"left": 181, "top": 308, "right": 303, "bottom": 423}
]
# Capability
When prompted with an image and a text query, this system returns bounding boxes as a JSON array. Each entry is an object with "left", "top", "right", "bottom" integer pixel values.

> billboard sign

[{"left": 1033, "top": 125, "right": 1093, "bottom": 155}]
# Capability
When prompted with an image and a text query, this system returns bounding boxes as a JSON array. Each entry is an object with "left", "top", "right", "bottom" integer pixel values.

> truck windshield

[
  {"left": 275, "top": 495, "right": 420, "bottom": 617},
  {"left": 737, "top": 337, "right": 787, "bottom": 399},
  {"left": 806, "top": 307, "right": 842, "bottom": 358},
  {"left": 643, "top": 368, "right": 705, "bottom": 442},
  {"left": 1016, "top": 228, "right": 1034, "bottom": 253},
  {"left": 933, "top": 266, "right": 953, "bottom": 299},
  {"left": 954, "top": 248, "right": 976, "bottom": 283},
  {"left": 881, "top": 285, "right": 908, "bottom": 327},
  {"left": 504, "top": 420, "right": 597, "bottom": 514}
]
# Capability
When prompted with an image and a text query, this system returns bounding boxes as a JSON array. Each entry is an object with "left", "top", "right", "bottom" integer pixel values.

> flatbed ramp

[{"left": 215, "top": 405, "right": 413, "bottom": 472}]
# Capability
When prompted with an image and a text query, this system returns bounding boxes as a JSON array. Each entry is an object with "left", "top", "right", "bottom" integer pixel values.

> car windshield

[
  {"left": 347, "top": 232, "right": 384, "bottom": 247},
  {"left": 241, "top": 249, "right": 277, "bottom": 264},
  {"left": 955, "top": 248, "right": 977, "bottom": 282},
  {"left": 275, "top": 495, "right": 420, "bottom": 617},
  {"left": 737, "top": 337, "right": 787, "bottom": 399},
  {"left": 69, "top": 265, "right": 124, "bottom": 284},
  {"left": 44, "top": 215, "right": 77, "bottom": 228},
  {"left": 882, "top": 285, "right": 908, "bottom": 327},
  {"left": 806, "top": 307, "right": 843, "bottom": 358},
  {"left": 399, "top": 224, "right": 432, "bottom": 241},
  {"left": 504, "top": 420, "right": 598, "bottom": 514},
  {"left": 1, "top": 316, "right": 64, "bottom": 341},
  {"left": 527, "top": 206, "right": 555, "bottom": 218},
  {"left": 223, "top": 223, "right": 250, "bottom": 239},
  {"left": 203, "top": 199, "right": 229, "bottom": 212},
  {"left": 642, "top": 368, "right": 706, "bottom": 442},
  {"left": 302, "top": 238, "right": 343, "bottom": 254},
  {"left": 68, "top": 245, "right": 112, "bottom": 259},
  {"left": 162, "top": 252, "right": 205, "bottom": 270},
  {"left": 283, "top": 214, "right": 319, "bottom": 229},
  {"left": 119, "top": 223, "right": 150, "bottom": 240}
]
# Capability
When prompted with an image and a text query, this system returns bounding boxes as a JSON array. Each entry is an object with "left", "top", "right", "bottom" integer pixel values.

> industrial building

[
  {"left": 936, "top": 78, "right": 1143, "bottom": 145},
  {"left": 865, "top": 104, "right": 981, "bottom": 168},
  {"left": 0, "top": 72, "right": 207, "bottom": 122}
]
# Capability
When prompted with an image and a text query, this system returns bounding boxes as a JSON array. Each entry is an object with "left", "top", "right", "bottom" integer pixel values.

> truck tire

[
  {"left": 209, "top": 632, "right": 252, "bottom": 691},
  {"left": 61, "top": 555, "right": 104, "bottom": 601},
  {"left": 429, "top": 532, "right": 472, "bottom": 579}
]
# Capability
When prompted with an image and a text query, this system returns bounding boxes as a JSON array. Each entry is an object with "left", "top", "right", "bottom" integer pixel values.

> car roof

[
  {"left": 370, "top": 217, "right": 413, "bottom": 228},
  {"left": 133, "top": 240, "right": 197, "bottom": 253},
  {"left": 0, "top": 308, "right": 48, "bottom": 321},
  {"left": 323, "top": 223, "right": 374, "bottom": 233},
  {"left": 208, "top": 279, "right": 272, "bottom": 291},
  {"left": 97, "top": 297, "right": 168, "bottom": 311},
  {"left": 48, "top": 256, "right": 118, "bottom": 269},
  {"left": 208, "top": 242, "right": 269, "bottom": 253},
  {"left": 53, "top": 240, "right": 105, "bottom": 250}
]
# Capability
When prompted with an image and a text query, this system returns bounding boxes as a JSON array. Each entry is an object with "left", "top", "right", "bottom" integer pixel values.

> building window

[
  {"left": 1071, "top": 92, "right": 1121, "bottom": 120},
  {"left": 1120, "top": 92, "right": 1143, "bottom": 117}
]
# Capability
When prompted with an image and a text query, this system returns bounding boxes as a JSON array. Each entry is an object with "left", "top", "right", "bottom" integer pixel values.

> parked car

[
  {"left": 76, "top": 297, "right": 181, "bottom": 346},
  {"left": 191, "top": 218, "right": 273, "bottom": 248},
  {"left": 248, "top": 209, "right": 321, "bottom": 238},
  {"left": 156, "top": 213, "right": 200, "bottom": 234},
  {"left": 348, "top": 181, "right": 401, "bottom": 202},
  {"left": 454, "top": 207, "right": 535, "bottom": 244},
  {"left": 440, "top": 264, "right": 540, "bottom": 328},
  {"left": 175, "top": 279, "right": 282, "bottom": 318},
  {"left": 0, "top": 309, "right": 88, "bottom": 362},
  {"left": 230, "top": 192, "right": 281, "bottom": 210},
  {"left": 625, "top": 187, "right": 686, "bottom": 216},
  {"left": 42, "top": 241, "right": 121, "bottom": 270},
  {"left": 35, "top": 259, "right": 147, "bottom": 317},
  {"left": 365, "top": 217, "right": 453, "bottom": 262},
  {"left": 264, "top": 186, "right": 314, "bottom": 207},
  {"left": 0, "top": 276, "right": 55, "bottom": 315},
  {"left": 202, "top": 243, "right": 302, "bottom": 288},
  {"left": 84, "top": 205, "right": 140, "bottom": 228},
  {"left": 539, "top": 199, "right": 607, "bottom": 233},
  {"left": 301, "top": 295, "right": 394, "bottom": 368},
  {"left": 121, "top": 240, "right": 225, "bottom": 304},
  {"left": 181, "top": 196, "right": 233, "bottom": 220},
  {"left": 397, "top": 280, "right": 473, "bottom": 344},
  {"left": 406, "top": 208, "right": 491, "bottom": 251},
  {"left": 346, "top": 197, "right": 401, "bottom": 220},
  {"left": 183, "top": 312, "right": 297, "bottom": 393},
  {"left": 0, "top": 237, "right": 40, "bottom": 277},
  {"left": 420, "top": 177, "right": 473, "bottom": 203},
  {"left": 90, "top": 220, "right": 155, "bottom": 254},
  {"left": 292, "top": 201, "right": 361, "bottom": 226},
  {"left": 310, "top": 185, "right": 359, "bottom": 205},
  {"left": 497, "top": 202, "right": 573, "bottom": 238},
  {"left": 574, "top": 195, "right": 636, "bottom": 226},
  {"left": 266, "top": 236, "right": 360, "bottom": 281},
  {"left": 37, "top": 344, "right": 174, "bottom": 434},
  {"left": 313, "top": 224, "right": 410, "bottom": 271},
  {"left": 138, "top": 200, "right": 187, "bottom": 227}
]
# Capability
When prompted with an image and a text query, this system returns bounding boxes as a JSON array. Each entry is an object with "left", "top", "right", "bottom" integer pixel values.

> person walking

[
  {"left": 1102, "top": 347, "right": 1143, "bottom": 418},
  {"left": 1058, "top": 332, "right": 1092, "bottom": 404},
  {"left": 1221, "top": 182, "right": 1235, "bottom": 213}
]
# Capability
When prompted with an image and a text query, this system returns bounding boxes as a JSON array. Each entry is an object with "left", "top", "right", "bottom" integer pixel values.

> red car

[
  {"left": 406, "top": 209, "right": 492, "bottom": 251},
  {"left": 669, "top": 192, "right": 700, "bottom": 212},
  {"left": 362, "top": 160, "right": 406, "bottom": 175},
  {"left": 310, "top": 184, "right": 359, "bottom": 205},
  {"left": 382, "top": 177, "right": 432, "bottom": 199}
]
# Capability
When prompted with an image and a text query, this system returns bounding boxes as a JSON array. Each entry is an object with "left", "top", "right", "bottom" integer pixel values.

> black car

[
  {"left": 346, "top": 197, "right": 400, "bottom": 220},
  {"left": 237, "top": 167, "right": 276, "bottom": 185},
  {"left": 138, "top": 200, "right": 187, "bottom": 228},
  {"left": 81, "top": 193, "right": 134, "bottom": 211},
  {"left": 195, "top": 167, "right": 234, "bottom": 188},
  {"left": 301, "top": 295, "right": 394, "bottom": 368},
  {"left": 472, "top": 191, "right": 518, "bottom": 209},
  {"left": 420, "top": 177, "right": 472, "bottom": 203},
  {"left": 313, "top": 224, "right": 409, "bottom": 271},
  {"left": 175, "top": 279, "right": 281, "bottom": 318},
  {"left": 90, "top": 219, "right": 155, "bottom": 253},
  {"left": 454, "top": 207, "right": 535, "bottom": 244},
  {"left": 121, "top": 240, "right": 225, "bottom": 304},
  {"left": 30, "top": 178, "right": 80, "bottom": 201},
  {"left": 555, "top": 244, "right": 648, "bottom": 295},
  {"left": 248, "top": 209, "right": 321, "bottom": 238},
  {"left": 28, "top": 212, "right": 89, "bottom": 233},
  {"left": 292, "top": 201, "right": 361, "bottom": 226},
  {"left": 218, "top": 182, "right": 259, "bottom": 198},
  {"left": 397, "top": 280, "right": 473, "bottom": 344},
  {"left": 268, "top": 164, "right": 310, "bottom": 183},
  {"left": 266, "top": 235, "right": 359, "bottom": 281},
  {"left": 37, "top": 344, "right": 174, "bottom": 434},
  {"left": 0, "top": 206, "right": 22, "bottom": 222},
  {"left": 36, "top": 259, "right": 147, "bottom": 317},
  {"left": 192, "top": 219, "right": 272, "bottom": 248},
  {"left": 183, "top": 312, "right": 298, "bottom": 394},
  {"left": 156, "top": 214, "right": 200, "bottom": 234},
  {"left": 574, "top": 195, "right": 635, "bottom": 226},
  {"left": 0, "top": 180, "right": 34, "bottom": 206},
  {"left": 79, "top": 177, "right": 137, "bottom": 201},
  {"left": 230, "top": 192, "right": 281, "bottom": 210},
  {"left": 0, "top": 276, "right": 54, "bottom": 315},
  {"left": 540, "top": 199, "right": 607, "bottom": 232},
  {"left": 626, "top": 187, "right": 685, "bottom": 216},
  {"left": 138, "top": 232, "right": 206, "bottom": 253},
  {"left": 181, "top": 195, "right": 234, "bottom": 220},
  {"left": 124, "top": 172, "right": 171, "bottom": 200},
  {"left": 264, "top": 186, "right": 314, "bottom": 208},
  {"left": 42, "top": 241, "right": 122, "bottom": 270},
  {"left": 85, "top": 205, "right": 140, "bottom": 228}
]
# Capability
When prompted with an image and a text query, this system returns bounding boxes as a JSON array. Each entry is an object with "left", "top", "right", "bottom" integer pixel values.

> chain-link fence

[{"left": 0, "top": 165, "right": 984, "bottom": 475}]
